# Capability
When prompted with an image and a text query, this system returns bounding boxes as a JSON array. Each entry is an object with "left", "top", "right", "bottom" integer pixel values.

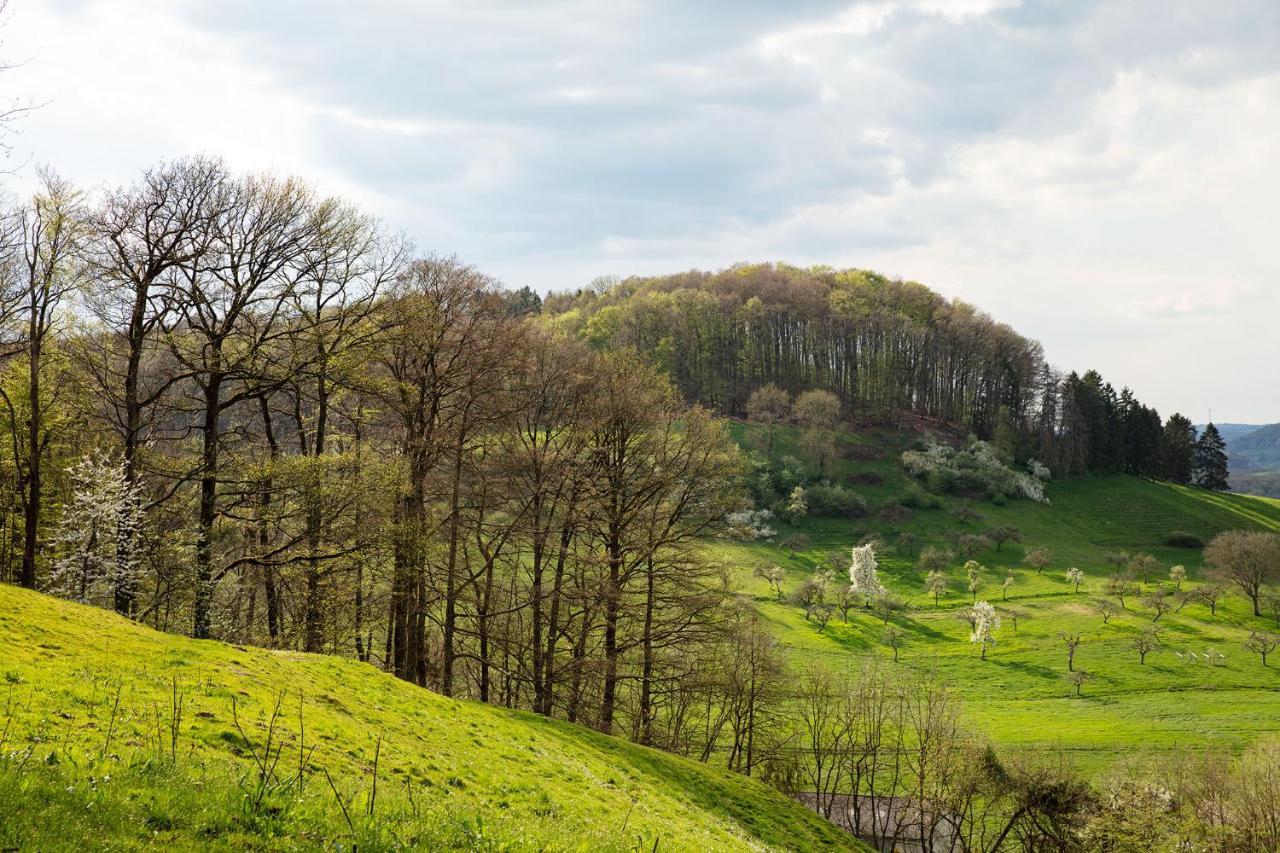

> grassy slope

[
  {"left": 715, "top": 423, "right": 1280, "bottom": 775},
  {"left": 0, "top": 586, "right": 861, "bottom": 852}
]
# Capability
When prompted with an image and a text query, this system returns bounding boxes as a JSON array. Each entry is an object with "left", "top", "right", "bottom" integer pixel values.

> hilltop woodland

[{"left": 2, "top": 159, "right": 1277, "bottom": 850}]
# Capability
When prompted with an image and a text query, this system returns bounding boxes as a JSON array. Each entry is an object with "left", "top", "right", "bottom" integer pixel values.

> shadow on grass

[{"left": 990, "top": 659, "right": 1060, "bottom": 681}]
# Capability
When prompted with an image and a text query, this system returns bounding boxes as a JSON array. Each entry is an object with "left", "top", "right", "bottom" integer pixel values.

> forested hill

[{"left": 540, "top": 264, "right": 1211, "bottom": 481}]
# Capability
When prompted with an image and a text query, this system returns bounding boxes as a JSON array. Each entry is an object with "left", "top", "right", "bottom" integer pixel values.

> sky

[{"left": 2, "top": 0, "right": 1278, "bottom": 422}]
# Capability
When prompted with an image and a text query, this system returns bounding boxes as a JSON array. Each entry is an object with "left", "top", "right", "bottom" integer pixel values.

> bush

[
  {"left": 804, "top": 483, "right": 869, "bottom": 518},
  {"left": 902, "top": 439, "right": 1048, "bottom": 503},
  {"left": 1163, "top": 530, "right": 1204, "bottom": 548},
  {"left": 898, "top": 484, "right": 943, "bottom": 510}
]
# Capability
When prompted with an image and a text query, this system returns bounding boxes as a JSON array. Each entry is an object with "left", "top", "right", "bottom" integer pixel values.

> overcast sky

[{"left": 3, "top": 0, "right": 1278, "bottom": 422}]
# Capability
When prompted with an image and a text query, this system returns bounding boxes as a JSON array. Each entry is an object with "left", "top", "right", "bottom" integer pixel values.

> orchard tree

[
  {"left": 848, "top": 543, "right": 882, "bottom": 607},
  {"left": 1132, "top": 626, "right": 1161, "bottom": 664},
  {"left": 965, "top": 560, "right": 983, "bottom": 603},
  {"left": 1169, "top": 565, "right": 1186, "bottom": 590},
  {"left": 925, "top": 570, "right": 948, "bottom": 605},
  {"left": 1096, "top": 599, "right": 1117, "bottom": 624},
  {"left": 897, "top": 531, "right": 921, "bottom": 557},
  {"left": 970, "top": 600, "right": 1000, "bottom": 660},
  {"left": 1060, "top": 632, "right": 1082, "bottom": 671},
  {"left": 1067, "top": 670, "right": 1091, "bottom": 697},
  {"left": 882, "top": 626, "right": 904, "bottom": 661},
  {"left": 1025, "top": 547, "right": 1052, "bottom": 575},
  {"left": 1142, "top": 589, "right": 1172, "bottom": 622},
  {"left": 1244, "top": 631, "right": 1280, "bottom": 666},
  {"left": 917, "top": 546, "right": 952, "bottom": 574},
  {"left": 1002, "top": 572, "right": 1014, "bottom": 600},
  {"left": 1066, "top": 567, "right": 1085, "bottom": 593},
  {"left": 1197, "top": 582, "right": 1225, "bottom": 616},
  {"left": 1126, "top": 553, "right": 1161, "bottom": 586},
  {"left": 1105, "top": 574, "right": 1134, "bottom": 609},
  {"left": 987, "top": 526, "right": 1020, "bottom": 552}
]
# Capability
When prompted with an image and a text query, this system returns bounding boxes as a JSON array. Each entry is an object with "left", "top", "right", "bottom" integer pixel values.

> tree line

[{"left": 540, "top": 267, "right": 1230, "bottom": 487}]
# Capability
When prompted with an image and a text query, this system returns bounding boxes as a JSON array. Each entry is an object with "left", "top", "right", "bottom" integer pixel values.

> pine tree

[{"left": 1194, "top": 422, "right": 1230, "bottom": 491}]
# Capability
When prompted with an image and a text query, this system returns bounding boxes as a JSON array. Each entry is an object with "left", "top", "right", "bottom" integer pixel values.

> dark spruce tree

[
  {"left": 1160, "top": 414, "right": 1197, "bottom": 484},
  {"left": 1194, "top": 423, "right": 1230, "bottom": 491}
]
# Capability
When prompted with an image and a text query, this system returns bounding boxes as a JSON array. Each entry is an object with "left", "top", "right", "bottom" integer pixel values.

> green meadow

[
  {"left": 0, "top": 585, "right": 860, "bottom": 852},
  {"left": 713, "top": 423, "right": 1280, "bottom": 775}
]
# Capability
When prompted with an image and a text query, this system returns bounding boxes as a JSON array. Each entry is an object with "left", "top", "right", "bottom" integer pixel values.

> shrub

[
  {"left": 805, "top": 483, "right": 869, "bottom": 518},
  {"left": 898, "top": 484, "right": 942, "bottom": 510},
  {"left": 1163, "top": 530, "right": 1204, "bottom": 548},
  {"left": 901, "top": 438, "right": 1049, "bottom": 503},
  {"left": 879, "top": 504, "right": 914, "bottom": 523}
]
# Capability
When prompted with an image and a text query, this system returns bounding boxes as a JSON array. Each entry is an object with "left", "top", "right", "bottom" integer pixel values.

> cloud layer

[{"left": 5, "top": 0, "right": 1279, "bottom": 421}]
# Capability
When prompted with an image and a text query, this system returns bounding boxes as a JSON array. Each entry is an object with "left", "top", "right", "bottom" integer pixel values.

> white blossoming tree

[
  {"left": 1169, "top": 565, "right": 1187, "bottom": 590},
  {"left": 970, "top": 600, "right": 1000, "bottom": 660},
  {"left": 1066, "top": 567, "right": 1085, "bottom": 593},
  {"left": 49, "top": 452, "right": 146, "bottom": 608},
  {"left": 849, "top": 543, "right": 882, "bottom": 607}
]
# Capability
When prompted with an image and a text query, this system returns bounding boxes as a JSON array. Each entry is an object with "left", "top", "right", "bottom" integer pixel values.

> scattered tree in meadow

[
  {"left": 952, "top": 504, "right": 983, "bottom": 524},
  {"left": 790, "top": 577, "right": 825, "bottom": 620},
  {"left": 848, "top": 543, "right": 882, "bottom": 607},
  {"left": 882, "top": 626, "right": 904, "bottom": 661},
  {"left": 874, "top": 592, "right": 904, "bottom": 625},
  {"left": 965, "top": 560, "right": 984, "bottom": 603},
  {"left": 970, "top": 601, "right": 1000, "bottom": 660},
  {"left": 1126, "top": 552, "right": 1161, "bottom": 586},
  {"left": 1025, "top": 547, "right": 1052, "bottom": 575},
  {"left": 896, "top": 531, "right": 921, "bottom": 557},
  {"left": 754, "top": 564, "right": 786, "bottom": 599},
  {"left": 1060, "top": 632, "right": 1082, "bottom": 671},
  {"left": 1066, "top": 567, "right": 1085, "bottom": 593},
  {"left": 836, "top": 584, "right": 857, "bottom": 622},
  {"left": 1263, "top": 589, "right": 1280, "bottom": 626},
  {"left": 1142, "top": 589, "right": 1172, "bottom": 622},
  {"left": 1244, "top": 631, "right": 1280, "bottom": 667},
  {"left": 1132, "top": 626, "right": 1162, "bottom": 664},
  {"left": 987, "top": 526, "right": 1020, "bottom": 552},
  {"left": 813, "top": 603, "right": 835, "bottom": 633},
  {"left": 1096, "top": 600, "right": 1117, "bottom": 624},
  {"left": 1197, "top": 582, "right": 1225, "bottom": 616},
  {"left": 1169, "top": 564, "right": 1187, "bottom": 590},
  {"left": 745, "top": 383, "right": 790, "bottom": 456},
  {"left": 1205, "top": 530, "right": 1280, "bottom": 616},
  {"left": 782, "top": 532, "right": 811, "bottom": 553},
  {"left": 1105, "top": 574, "right": 1134, "bottom": 609},
  {"left": 917, "top": 546, "right": 952, "bottom": 575},
  {"left": 925, "top": 570, "right": 948, "bottom": 605},
  {"left": 1004, "top": 607, "right": 1024, "bottom": 632},
  {"left": 956, "top": 533, "right": 992, "bottom": 561},
  {"left": 1067, "top": 670, "right": 1091, "bottom": 697}
]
